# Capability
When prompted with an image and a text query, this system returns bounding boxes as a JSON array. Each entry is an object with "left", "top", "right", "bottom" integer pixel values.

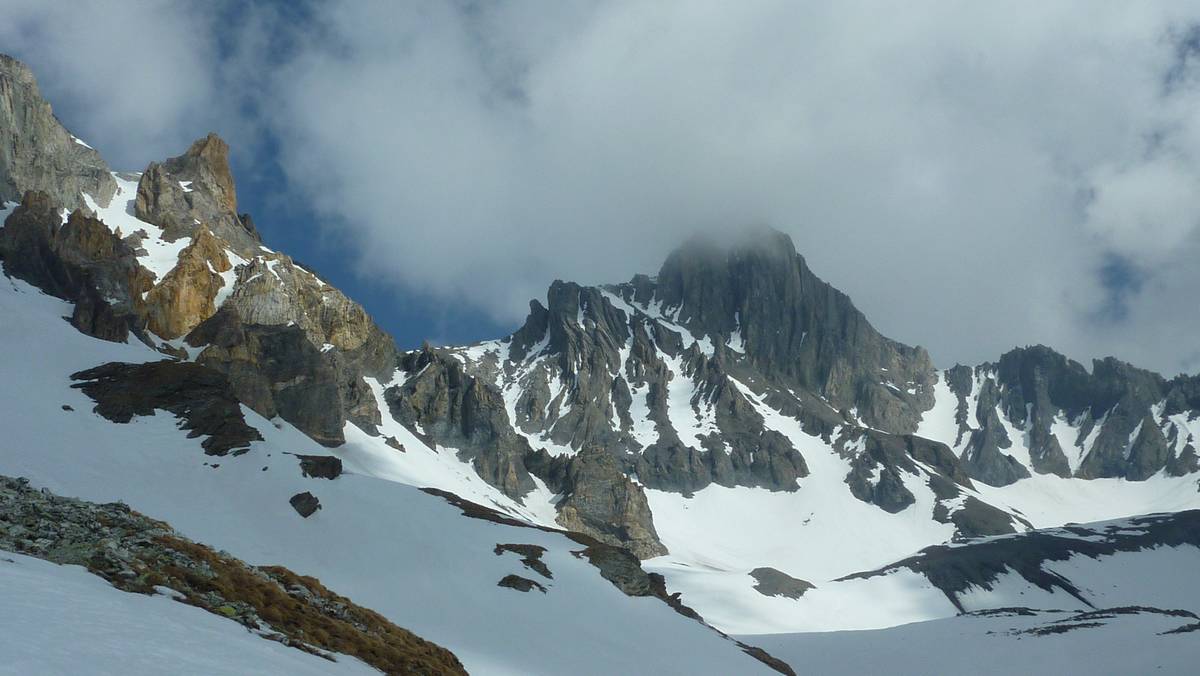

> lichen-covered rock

[{"left": 0, "top": 55, "right": 115, "bottom": 211}]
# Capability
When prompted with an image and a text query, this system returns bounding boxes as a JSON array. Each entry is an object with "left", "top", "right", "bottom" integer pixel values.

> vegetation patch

[{"left": 0, "top": 475, "right": 465, "bottom": 675}]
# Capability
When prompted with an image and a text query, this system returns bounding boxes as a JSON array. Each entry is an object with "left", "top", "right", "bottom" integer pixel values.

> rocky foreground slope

[{"left": 0, "top": 475, "right": 465, "bottom": 675}]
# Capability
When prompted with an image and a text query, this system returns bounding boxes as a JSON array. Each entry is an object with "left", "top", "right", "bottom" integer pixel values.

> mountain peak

[
  {"left": 135, "top": 133, "right": 257, "bottom": 256},
  {"left": 650, "top": 226, "right": 935, "bottom": 432},
  {"left": 163, "top": 132, "right": 237, "bottom": 214}
]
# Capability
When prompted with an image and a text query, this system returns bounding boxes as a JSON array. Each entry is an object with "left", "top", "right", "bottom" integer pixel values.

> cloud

[
  {"left": 0, "top": 0, "right": 234, "bottom": 168},
  {"left": 6, "top": 1, "right": 1200, "bottom": 374},
  {"left": 263, "top": 1, "right": 1200, "bottom": 373}
]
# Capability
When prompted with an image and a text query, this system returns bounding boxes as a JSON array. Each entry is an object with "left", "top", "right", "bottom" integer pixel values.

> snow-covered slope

[
  {"left": 0, "top": 553, "right": 377, "bottom": 676},
  {"left": 739, "top": 607, "right": 1200, "bottom": 676},
  {"left": 0, "top": 276, "right": 773, "bottom": 675}
]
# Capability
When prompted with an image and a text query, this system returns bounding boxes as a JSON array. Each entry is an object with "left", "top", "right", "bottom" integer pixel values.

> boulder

[
  {"left": 296, "top": 455, "right": 343, "bottom": 480},
  {"left": 289, "top": 492, "right": 321, "bottom": 518}
]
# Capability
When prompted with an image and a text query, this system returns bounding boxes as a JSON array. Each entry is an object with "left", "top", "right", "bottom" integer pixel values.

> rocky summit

[{"left": 1, "top": 51, "right": 1199, "bottom": 676}]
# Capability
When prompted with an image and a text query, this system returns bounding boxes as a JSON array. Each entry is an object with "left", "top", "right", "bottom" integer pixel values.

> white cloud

[
  {"left": 7, "top": 1, "right": 1200, "bottom": 374},
  {"left": 267, "top": 1, "right": 1200, "bottom": 373},
  {"left": 0, "top": 0, "right": 230, "bottom": 169}
]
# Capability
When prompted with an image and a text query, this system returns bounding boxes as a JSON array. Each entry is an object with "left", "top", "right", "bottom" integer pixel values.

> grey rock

[
  {"left": 528, "top": 446, "right": 667, "bottom": 559},
  {"left": 650, "top": 228, "right": 936, "bottom": 433},
  {"left": 0, "top": 192, "right": 154, "bottom": 342},
  {"left": 186, "top": 254, "right": 397, "bottom": 446},
  {"left": 387, "top": 347, "right": 534, "bottom": 498},
  {"left": 70, "top": 360, "right": 263, "bottom": 456},
  {"left": 135, "top": 133, "right": 260, "bottom": 256},
  {"left": 956, "top": 346, "right": 1199, "bottom": 483},
  {"left": 749, "top": 567, "right": 814, "bottom": 599},
  {"left": 0, "top": 55, "right": 115, "bottom": 211},
  {"left": 289, "top": 492, "right": 321, "bottom": 518}
]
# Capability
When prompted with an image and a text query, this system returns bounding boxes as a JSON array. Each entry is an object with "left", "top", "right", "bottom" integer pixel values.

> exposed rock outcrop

[
  {"left": 0, "top": 191, "right": 153, "bottom": 342},
  {"left": 0, "top": 55, "right": 115, "bottom": 211},
  {"left": 142, "top": 228, "right": 232, "bottom": 339},
  {"left": 944, "top": 346, "right": 1200, "bottom": 484},
  {"left": 296, "top": 455, "right": 343, "bottom": 480},
  {"left": 497, "top": 574, "right": 546, "bottom": 593},
  {"left": 527, "top": 446, "right": 668, "bottom": 559},
  {"left": 289, "top": 492, "right": 321, "bottom": 518},
  {"left": 651, "top": 229, "right": 936, "bottom": 433},
  {"left": 135, "top": 133, "right": 260, "bottom": 256},
  {"left": 387, "top": 347, "right": 535, "bottom": 497},
  {"left": 843, "top": 510, "right": 1200, "bottom": 614},
  {"left": 70, "top": 360, "right": 262, "bottom": 456},
  {"left": 749, "top": 567, "right": 814, "bottom": 599},
  {"left": 186, "top": 253, "right": 397, "bottom": 446}
]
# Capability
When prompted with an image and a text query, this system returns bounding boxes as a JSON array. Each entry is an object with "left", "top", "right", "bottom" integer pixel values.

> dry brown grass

[{"left": 152, "top": 536, "right": 467, "bottom": 675}]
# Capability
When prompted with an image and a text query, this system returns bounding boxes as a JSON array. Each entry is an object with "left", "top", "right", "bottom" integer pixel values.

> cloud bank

[{"left": 5, "top": 1, "right": 1200, "bottom": 374}]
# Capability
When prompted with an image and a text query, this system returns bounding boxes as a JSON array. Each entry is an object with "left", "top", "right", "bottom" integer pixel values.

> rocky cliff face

[
  {"left": 0, "top": 55, "right": 396, "bottom": 448},
  {"left": 938, "top": 346, "right": 1200, "bottom": 486},
  {"left": 383, "top": 228, "right": 1016, "bottom": 552},
  {"left": 651, "top": 229, "right": 935, "bottom": 432},
  {"left": 389, "top": 225, "right": 1200, "bottom": 553},
  {"left": 0, "top": 55, "right": 115, "bottom": 211},
  {"left": 0, "top": 191, "right": 153, "bottom": 342},
  {"left": 186, "top": 252, "right": 397, "bottom": 446}
]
